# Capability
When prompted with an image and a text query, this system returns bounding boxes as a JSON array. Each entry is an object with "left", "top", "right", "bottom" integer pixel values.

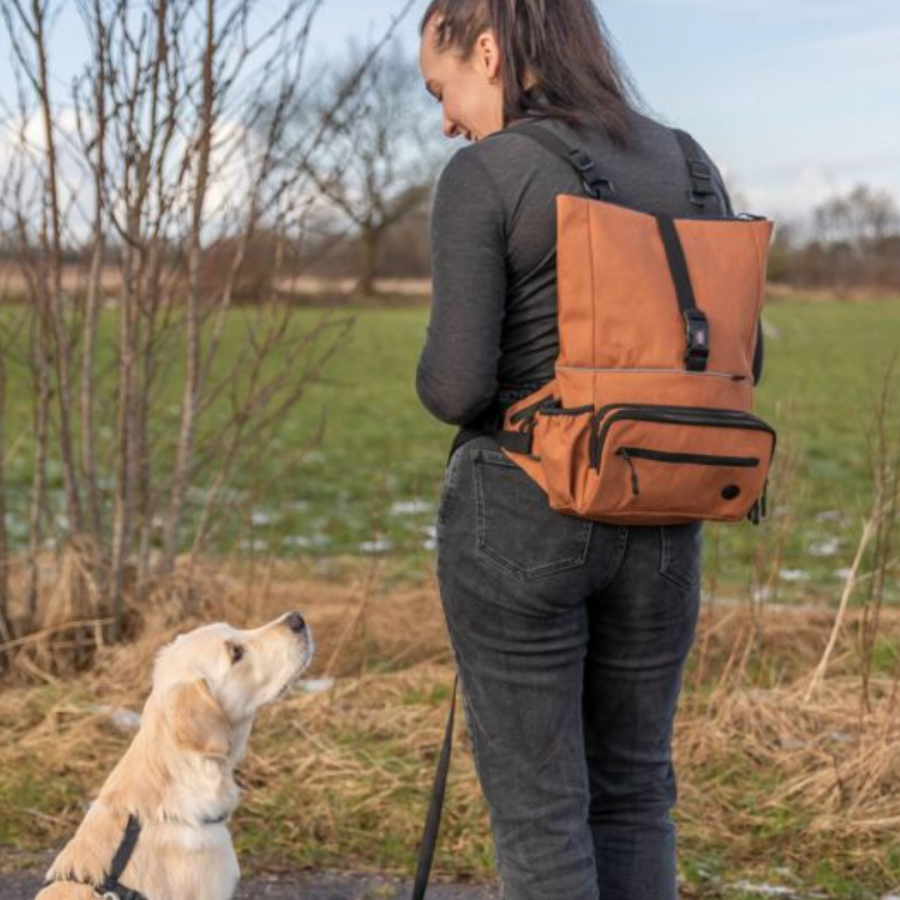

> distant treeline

[
  {"left": 228, "top": 180, "right": 900, "bottom": 294},
  {"left": 767, "top": 184, "right": 900, "bottom": 291},
  {"left": 2, "top": 183, "right": 897, "bottom": 297}
]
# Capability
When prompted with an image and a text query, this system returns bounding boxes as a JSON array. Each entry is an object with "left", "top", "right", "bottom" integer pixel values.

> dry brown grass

[
  {"left": 766, "top": 282, "right": 900, "bottom": 304},
  {"left": 2, "top": 551, "right": 900, "bottom": 888},
  {"left": 0, "top": 265, "right": 433, "bottom": 304},
  {"left": 9, "top": 266, "right": 899, "bottom": 309}
]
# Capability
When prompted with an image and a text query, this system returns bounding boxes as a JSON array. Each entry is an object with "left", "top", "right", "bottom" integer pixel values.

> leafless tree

[
  {"left": 298, "top": 38, "right": 448, "bottom": 297},
  {"left": 813, "top": 184, "right": 900, "bottom": 250},
  {"left": 0, "top": 0, "right": 416, "bottom": 652},
  {"left": 772, "top": 184, "right": 900, "bottom": 289},
  {"left": 0, "top": 204, "right": 10, "bottom": 647}
]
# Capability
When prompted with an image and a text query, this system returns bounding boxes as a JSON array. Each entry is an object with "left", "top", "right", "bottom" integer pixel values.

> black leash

[{"left": 410, "top": 675, "right": 458, "bottom": 900}]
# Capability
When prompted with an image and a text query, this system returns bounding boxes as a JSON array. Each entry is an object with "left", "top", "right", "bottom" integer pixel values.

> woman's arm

[{"left": 416, "top": 148, "right": 508, "bottom": 425}]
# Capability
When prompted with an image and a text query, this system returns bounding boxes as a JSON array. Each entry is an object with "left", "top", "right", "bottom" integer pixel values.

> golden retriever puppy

[{"left": 36, "top": 611, "right": 314, "bottom": 900}]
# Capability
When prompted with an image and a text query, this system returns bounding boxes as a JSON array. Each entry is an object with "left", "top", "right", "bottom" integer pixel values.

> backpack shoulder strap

[
  {"left": 671, "top": 129, "right": 721, "bottom": 213},
  {"left": 506, "top": 120, "right": 726, "bottom": 215},
  {"left": 504, "top": 119, "right": 616, "bottom": 201}
]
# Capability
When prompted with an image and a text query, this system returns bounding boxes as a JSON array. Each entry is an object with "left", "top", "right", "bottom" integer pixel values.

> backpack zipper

[
  {"left": 509, "top": 395, "right": 560, "bottom": 426},
  {"left": 618, "top": 447, "right": 761, "bottom": 466},
  {"left": 591, "top": 406, "right": 776, "bottom": 469},
  {"left": 616, "top": 447, "right": 761, "bottom": 496}
]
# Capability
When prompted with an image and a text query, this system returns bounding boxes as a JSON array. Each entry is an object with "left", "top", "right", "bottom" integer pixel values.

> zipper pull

[
  {"left": 748, "top": 499, "right": 761, "bottom": 525},
  {"left": 617, "top": 448, "right": 641, "bottom": 496},
  {"left": 748, "top": 480, "right": 769, "bottom": 525}
]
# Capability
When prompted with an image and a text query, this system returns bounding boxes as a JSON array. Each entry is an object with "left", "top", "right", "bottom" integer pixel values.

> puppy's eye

[{"left": 228, "top": 642, "right": 245, "bottom": 664}]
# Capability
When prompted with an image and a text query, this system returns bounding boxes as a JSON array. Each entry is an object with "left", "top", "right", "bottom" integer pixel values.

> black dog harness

[
  {"left": 40, "top": 814, "right": 148, "bottom": 900},
  {"left": 46, "top": 812, "right": 228, "bottom": 900},
  {"left": 96, "top": 815, "right": 147, "bottom": 900}
]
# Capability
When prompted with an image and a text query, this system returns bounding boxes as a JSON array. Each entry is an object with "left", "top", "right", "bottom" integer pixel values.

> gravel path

[{"left": 0, "top": 863, "right": 500, "bottom": 900}]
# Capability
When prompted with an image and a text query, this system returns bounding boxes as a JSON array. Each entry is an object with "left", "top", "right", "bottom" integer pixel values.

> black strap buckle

[
  {"left": 494, "top": 430, "right": 534, "bottom": 455},
  {"left": 566, "top": 148, "right": 615, "bottom": 199},
  {"left": 683, "top": 309, "right": 710, "bottom": 371},
  {"left": 688, "top": 185, "right": 717, "bottom": 208},
  {"left": 686, "top": 158, "right": 716, "bottom": 207},
  {"left": 688, "top": 160, "right": 713, "bottom": 181}
]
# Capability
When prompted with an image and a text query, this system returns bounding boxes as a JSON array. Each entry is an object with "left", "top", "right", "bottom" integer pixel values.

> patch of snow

[
  {"left": 282, "top": 534, "right": 331, "bottom": 549},
  {"left": 91, "top": 705, "right": 141, "bottom": 732},
  {"left": 238, "top": 538, "right": 269, "bottom": 552},
  {"left": 725, "top": 881, "right": 797, "bottom": 898},
  {"left": 778, "top": 569, "right": 810, "bottom": 582},
  {"left": 296, "top": 678, "right": 334, "bottom": 694},
  {"left": 390, "top": 499, "right": 432, "bottom": 516},
  {"left": 359, "top": 537, "right": 393, "bottom": 554},
  {"left": 808, "top": 537, "right": 841, "bottom": 557}
]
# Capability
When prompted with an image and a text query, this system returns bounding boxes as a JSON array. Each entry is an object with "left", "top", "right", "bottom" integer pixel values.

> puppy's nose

[{"left": 285, "top": 611, "right": 306, "bottom": 633}]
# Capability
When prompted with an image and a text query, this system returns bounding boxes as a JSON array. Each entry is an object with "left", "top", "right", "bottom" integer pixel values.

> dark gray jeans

[{"left": 435, "top": 436, "right": 703, "bottom": 900}]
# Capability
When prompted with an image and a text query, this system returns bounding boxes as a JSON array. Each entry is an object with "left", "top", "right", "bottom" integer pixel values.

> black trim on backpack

[
  {"left": 493, "top": 430, "right": 534, "bottom": 455},
  {"left": 655, "top": 214, "right": 710, "bottom": 372}
]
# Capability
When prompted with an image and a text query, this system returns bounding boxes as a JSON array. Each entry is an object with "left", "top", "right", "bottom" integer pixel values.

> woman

[{"left": 416, "top": 2, "right": 764, "bottom": 899}]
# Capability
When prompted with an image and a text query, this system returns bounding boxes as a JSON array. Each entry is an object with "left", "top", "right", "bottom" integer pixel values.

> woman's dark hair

[{"left": 419, "top": 0, "right": 641, "bottom": 147}]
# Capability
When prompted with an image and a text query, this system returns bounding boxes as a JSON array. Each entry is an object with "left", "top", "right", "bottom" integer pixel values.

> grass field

[
  {"left": 2, "top": 560, "right": 900, "bottom": 899},
  {"left": 1, "top": 295, "right": 900, "bottom": 898},
  {"left": 7, "top": 294, "right": 897, "bottom": 603},
  {"left": 293, "top": 297, "right": 900, "bottom": 604}
]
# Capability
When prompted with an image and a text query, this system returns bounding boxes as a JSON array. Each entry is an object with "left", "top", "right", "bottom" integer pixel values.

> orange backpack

[{"left": 491, "top": 120, "right": 776, "bottom": 526}]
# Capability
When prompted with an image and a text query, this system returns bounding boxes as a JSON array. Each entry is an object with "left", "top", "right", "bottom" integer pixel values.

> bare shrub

[{"left": 0, "top": 0, "right": 417, "bottom": 668}]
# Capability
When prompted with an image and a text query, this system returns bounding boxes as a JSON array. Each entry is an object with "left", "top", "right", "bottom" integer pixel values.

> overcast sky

[
  {"left": 2, "top": 0, "right": 898, "bottom": 227},
  {"left": 309, "top": 0, "right": 900, "bottom": 226}
]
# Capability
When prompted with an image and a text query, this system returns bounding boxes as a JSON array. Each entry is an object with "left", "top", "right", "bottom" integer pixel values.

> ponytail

[{"left": 420, "top": 0, "right": 641, "bottom": 147}]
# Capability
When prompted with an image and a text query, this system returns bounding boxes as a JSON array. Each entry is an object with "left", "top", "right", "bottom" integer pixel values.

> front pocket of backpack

[
  {"left": 532, "top": 405, "right": 594, "bottom": 512},
  {"left": 587, "top": 407, "right": 776, "bottom": 521}
]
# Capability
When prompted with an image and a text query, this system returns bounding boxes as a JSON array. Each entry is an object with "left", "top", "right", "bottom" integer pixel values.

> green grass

[
  {"left": 2, "top": 296, "right": 900, "bottom": 896},
  {"left": 2, "top": 296, "right": 899, "bottom": 602}
]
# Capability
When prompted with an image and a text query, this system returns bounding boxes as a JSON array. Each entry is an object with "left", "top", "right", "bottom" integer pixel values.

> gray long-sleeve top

[{"left": 416, "top": 108, "right": 764, "bottom": 435}]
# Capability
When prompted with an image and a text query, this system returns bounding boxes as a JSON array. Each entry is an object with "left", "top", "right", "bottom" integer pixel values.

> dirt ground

[{"left": 0, "top": 862, "right": 499, "bottom": 900}]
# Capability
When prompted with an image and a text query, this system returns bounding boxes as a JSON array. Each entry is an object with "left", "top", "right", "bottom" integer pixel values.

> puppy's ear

[{"left": 168, "top": 679, "right": 232, "bottom": 760}]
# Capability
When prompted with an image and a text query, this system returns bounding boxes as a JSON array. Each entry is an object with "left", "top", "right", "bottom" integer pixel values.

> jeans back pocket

[
  {"left": 658, "top": 521, "right": 703, "bottom": 592},
  {"left": 473, "top": 448, "right": 593, "bottom": 581}
]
